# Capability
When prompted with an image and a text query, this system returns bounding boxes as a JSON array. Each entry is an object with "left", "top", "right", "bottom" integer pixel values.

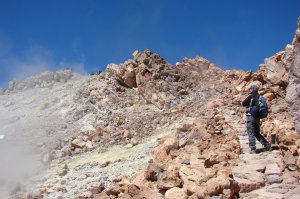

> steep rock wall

[{"left": 286, "top": 17, "right": 300, "bottom": 133}]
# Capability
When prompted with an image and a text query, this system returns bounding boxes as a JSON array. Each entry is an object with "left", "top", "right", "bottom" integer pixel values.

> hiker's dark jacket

[{"left": 242, "top": 93, "right": 259, "bottom": 108}]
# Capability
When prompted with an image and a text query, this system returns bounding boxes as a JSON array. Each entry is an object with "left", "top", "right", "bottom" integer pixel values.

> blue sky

[{"left": 0, "top": 0, "right": 299, "bottom": 88}]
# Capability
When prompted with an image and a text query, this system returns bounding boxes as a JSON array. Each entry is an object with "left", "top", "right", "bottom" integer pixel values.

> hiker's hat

[{"left": 250, "top": 84, "right": 259, "bottom": 90}]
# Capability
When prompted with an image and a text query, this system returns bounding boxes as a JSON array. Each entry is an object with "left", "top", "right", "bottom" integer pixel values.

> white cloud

[{"left": 4, "top": 44, "right": 54, "bottom": 80}]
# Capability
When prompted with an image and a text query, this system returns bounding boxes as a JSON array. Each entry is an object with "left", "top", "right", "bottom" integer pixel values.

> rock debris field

[{"left": 0, "top": 18, "right": 300, "bottom": 199}]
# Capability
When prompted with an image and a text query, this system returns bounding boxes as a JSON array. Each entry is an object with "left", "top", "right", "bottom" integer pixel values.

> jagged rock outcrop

[
  {"left": 286, "top": 17, "right": 300, "bottom": 134},
  {"left": 105, "top": 50, "right": 213, "bottom": 109}
]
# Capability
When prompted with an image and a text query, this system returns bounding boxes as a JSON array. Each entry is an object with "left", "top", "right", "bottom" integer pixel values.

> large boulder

[
  {"left": 157, "top": 165, "right": 183, "bottom": 190},
  {"left": 165, "top": 187, "right": 188, "bottom": 199},
  {"left": 153, "top": 134, "right": 179, "bottom": 164},
  {"left": 263, "top": 51, "right": 289, "bottom": 86}
]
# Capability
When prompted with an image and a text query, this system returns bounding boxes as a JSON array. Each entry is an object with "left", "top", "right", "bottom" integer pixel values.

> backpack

[{"left": 249, "top": 95, "right": 268, "bottom": 119}]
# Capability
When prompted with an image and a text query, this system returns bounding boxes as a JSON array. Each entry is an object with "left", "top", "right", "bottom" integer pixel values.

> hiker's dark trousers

[{"left": 246, "top": 115, "right": 269, "bottom": 150}]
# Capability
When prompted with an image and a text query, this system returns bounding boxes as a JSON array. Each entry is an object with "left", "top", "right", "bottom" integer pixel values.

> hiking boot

[
  {"left": 264, "top": 144, "right": 272, "bottom": 151},
  {"left": 250, "top": 150, "right": 256, "bottom": 154},
  {"left": 250, "top": 148, "right": 256, "bottom": 154}
]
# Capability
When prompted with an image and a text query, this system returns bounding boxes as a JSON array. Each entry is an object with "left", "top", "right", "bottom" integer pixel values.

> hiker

[{"left": 242, "top": 84, "right": 271, "bottom": 153}]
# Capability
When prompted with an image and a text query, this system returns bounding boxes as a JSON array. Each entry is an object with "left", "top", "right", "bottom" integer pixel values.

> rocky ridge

[{"left": 1, "top": 18, "right": 300, "bottom": 199}]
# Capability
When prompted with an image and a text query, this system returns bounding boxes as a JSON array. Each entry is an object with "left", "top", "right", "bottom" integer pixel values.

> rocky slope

[{"left": 0, "top": 18, "right": 300, "bottom": 199}]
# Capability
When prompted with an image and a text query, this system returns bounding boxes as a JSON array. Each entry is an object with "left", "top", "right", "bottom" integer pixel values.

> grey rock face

[{"left": 286, "top": 17, "right": 300, "bottom": 133}]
